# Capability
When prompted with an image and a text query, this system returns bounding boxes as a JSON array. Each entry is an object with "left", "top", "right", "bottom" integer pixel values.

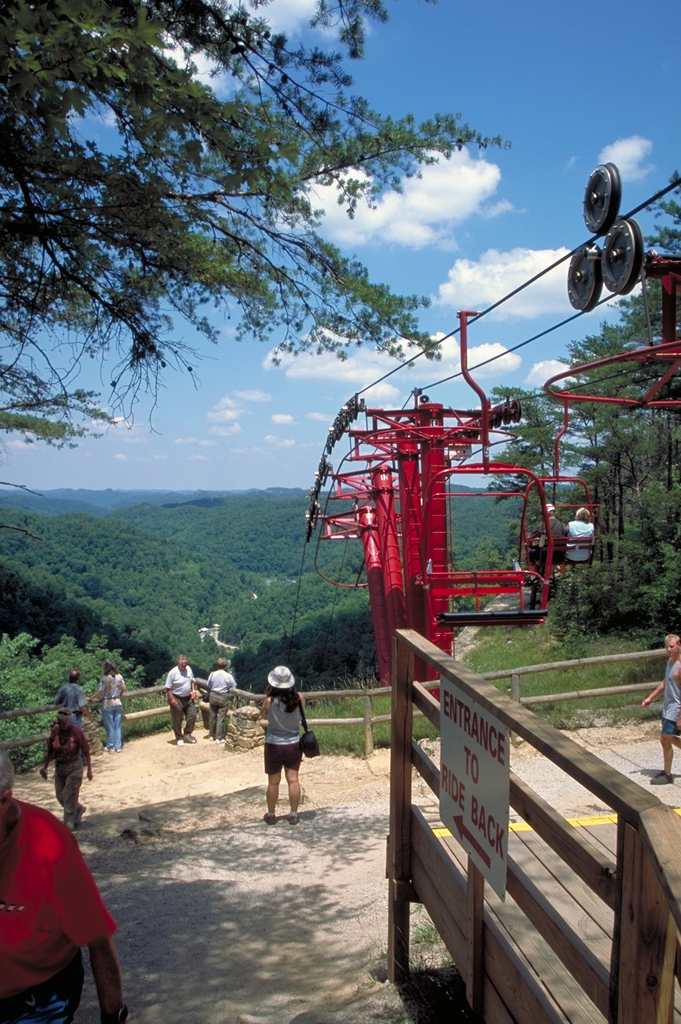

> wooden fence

[
  {"left": 0, "top": 646, "right": 669, "bottom": 755},
  {"left": 0, "top": 683, "right": 407, "bottom": 755},
  {"left": 389, "top": 629, "right": 681, "bottom": 1024}
]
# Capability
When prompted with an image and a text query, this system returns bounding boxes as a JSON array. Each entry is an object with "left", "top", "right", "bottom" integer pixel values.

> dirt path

[
  {"left": 13, "top": 716, "right": 679, "bottom": 1024},
  {"left": 16, "top": 731, "right": 400, "bottom": 1024}
]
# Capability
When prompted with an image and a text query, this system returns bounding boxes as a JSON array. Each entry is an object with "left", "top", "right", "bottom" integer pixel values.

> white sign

[{"left": 439, "top": 677, "right": 509, "bottom": 898}]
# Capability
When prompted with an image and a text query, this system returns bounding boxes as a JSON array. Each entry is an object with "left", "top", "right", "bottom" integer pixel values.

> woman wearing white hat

[{"left": 260, "top": 666, "right": 306, "bottom": 824}]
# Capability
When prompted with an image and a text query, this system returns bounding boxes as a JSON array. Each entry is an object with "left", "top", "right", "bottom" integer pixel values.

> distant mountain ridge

[{"left": 0, "top": 486, "right": 307, "bottom": 517}]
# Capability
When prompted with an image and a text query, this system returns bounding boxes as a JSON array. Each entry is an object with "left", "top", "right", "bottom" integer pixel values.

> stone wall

[{"left": 226, "top": 704, "right": 267, "bottom": 752}]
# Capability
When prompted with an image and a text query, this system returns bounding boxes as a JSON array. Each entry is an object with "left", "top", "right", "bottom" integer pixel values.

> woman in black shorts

[{"left": 261, "top": 665, "right": 305, "bottom": 824}]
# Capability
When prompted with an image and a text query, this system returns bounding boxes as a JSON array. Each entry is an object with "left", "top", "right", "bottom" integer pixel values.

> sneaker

[
  {"left": 176, "top": 739, "right": 184, "bottom": 747},
  {"left": 208, "top": 736, "right": 215, "bottom": 742},
  {"left": 184, "top": 735, "right": 197, "bottom": 744},
  {"left": 75, "top": 804, "right": 86, "bottom": 827},
  {"left": 651, "top": 772, "right": 673, "bottom": 785},
  {"left": 288, "top": 813, "right": 300, "bottom": 825},
  {"left": 263, "top": 812, "right": 277, "bottom": 824}
]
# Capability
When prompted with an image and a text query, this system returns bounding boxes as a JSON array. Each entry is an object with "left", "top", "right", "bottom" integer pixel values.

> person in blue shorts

[{"left": 642, "top": 633, "right": 681, "bottom": 785}]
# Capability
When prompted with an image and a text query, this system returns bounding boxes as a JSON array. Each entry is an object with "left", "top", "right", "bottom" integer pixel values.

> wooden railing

[
  {"left": 389, "top": 629, "right": 681, "bottom": 1024},
  {"left": 0, "top": 683, "right": 406, "bottom": 755},
  {"left": 0, "top": 644, "right": 668, "bottom": 755}
]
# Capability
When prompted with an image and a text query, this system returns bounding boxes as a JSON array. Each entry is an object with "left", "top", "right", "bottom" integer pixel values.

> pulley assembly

[{"left": 568, "top": 163, "right": 644, "bottom": 310}]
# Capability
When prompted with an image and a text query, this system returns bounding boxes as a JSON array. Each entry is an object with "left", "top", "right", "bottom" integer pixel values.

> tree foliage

[
  {"left": 0, "top": 0, "right": 500, "bottom": 433},
  {"left": 494, "top": 183, "right": 681, "bottom": 642}
]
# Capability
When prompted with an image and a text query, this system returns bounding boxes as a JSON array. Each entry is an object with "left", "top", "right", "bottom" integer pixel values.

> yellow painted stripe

[{"left": 432, "top": 809, "right": 681, "bottom": 838}]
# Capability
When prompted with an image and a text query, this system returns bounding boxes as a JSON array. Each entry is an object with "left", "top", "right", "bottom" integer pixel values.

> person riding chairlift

[{"left": 565, "top": 507, "right": 594, "bottom": 563}]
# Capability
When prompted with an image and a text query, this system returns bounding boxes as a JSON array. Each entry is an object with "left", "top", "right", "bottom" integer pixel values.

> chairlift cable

[{"left": 353, "top": 175, "right": 681, "bottom": 402}]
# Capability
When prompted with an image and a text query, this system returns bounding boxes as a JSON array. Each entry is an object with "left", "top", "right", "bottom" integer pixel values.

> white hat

[
  {"left": 267, "top": 665, "right": 295, "bottom": 689},
  {"left": 546, "top": 504, "right": 556, "bottom": 514}
]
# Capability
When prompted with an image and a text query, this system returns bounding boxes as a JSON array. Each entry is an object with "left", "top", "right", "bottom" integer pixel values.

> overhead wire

[{"left": 355, "top": 174, "right": 681, "bottom": 401}]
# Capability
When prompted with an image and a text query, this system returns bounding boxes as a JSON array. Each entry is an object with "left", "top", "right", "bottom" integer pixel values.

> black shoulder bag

[{"left": 299, "top": 702, "right": 320, "bottom": 758}]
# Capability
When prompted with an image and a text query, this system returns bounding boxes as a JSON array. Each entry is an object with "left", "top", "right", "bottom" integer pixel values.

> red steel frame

[{"left": 315, "top": 312, "right": 551, "bottom": 685}]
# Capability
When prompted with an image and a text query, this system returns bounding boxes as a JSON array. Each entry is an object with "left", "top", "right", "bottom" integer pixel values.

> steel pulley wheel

[
  {"left": 601, "top": 218, "right": 644, "bottom": 294},
  {"left": 567, "top": 246, "right": 603, "bottom": 311},
  {"left": 583, "top": 163, "right": 621, "bottom": 235}
]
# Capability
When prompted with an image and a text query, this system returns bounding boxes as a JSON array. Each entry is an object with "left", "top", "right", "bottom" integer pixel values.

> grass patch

[
  {"left": 462, "top": 628, "right": 666, "bottom": 730},
  {"left": 302, "top": 691, "right": 438, "bottom": 755}
]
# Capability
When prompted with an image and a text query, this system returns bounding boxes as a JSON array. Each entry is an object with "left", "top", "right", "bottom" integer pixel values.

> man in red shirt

[{"left": 0, "top": 748, "right": 127, "bottom": 1023}]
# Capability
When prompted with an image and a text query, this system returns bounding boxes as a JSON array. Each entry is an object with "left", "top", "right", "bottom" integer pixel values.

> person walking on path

[
  {"left": 54, "top": 670, "right": 93, "bottom": 730},
  {"left": 642, "top": 633, "right": 681, "bottom": 785},
  {"left": 260, "top": 666, "right": 305, "bottom": 825},
  {"left": 0, "top": 749, "right": 127, "bottom": 1024},
  {"left": 204, "top": 658, "right": 236, "bottom": 742},
  {"left": 165, "top": 654, "right": 198, "bottom": 746},
  {"left": 39, "top": 709, "right": 92, "bottom": 830},
  {"left": 93, "top": 660, "right": 127, "bottom": 753}
]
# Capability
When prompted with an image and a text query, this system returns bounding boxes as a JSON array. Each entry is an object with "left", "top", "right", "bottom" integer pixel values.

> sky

[{"left": 6, "top": 0, "right": 680, "bottom": 494}]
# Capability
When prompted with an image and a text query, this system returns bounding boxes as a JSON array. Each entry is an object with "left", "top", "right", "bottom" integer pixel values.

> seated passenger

[
  {"left": 566, "top": 507, "right": 595, "bottom": 562},
  {"left": 546, "top": 503, "right": 566, "bottom": 538}
]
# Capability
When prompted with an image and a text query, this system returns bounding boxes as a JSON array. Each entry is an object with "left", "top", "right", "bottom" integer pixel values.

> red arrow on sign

[{"left": 452, "top": 815, "right": 491, "bottom": 868}]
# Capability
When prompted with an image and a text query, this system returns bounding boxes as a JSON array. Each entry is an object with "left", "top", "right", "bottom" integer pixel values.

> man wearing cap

[
  {"left": 0, "top": 748, "right": 128, "bottom": 1024},
  {"left": 546, "top": 504, "right": 566, "bottom": 538},
  {"left": 165, "top": 654, "right": 198, "bottom": 747},
  {"left": 39, "top": 709, "right": 92, "bottom": 831}
]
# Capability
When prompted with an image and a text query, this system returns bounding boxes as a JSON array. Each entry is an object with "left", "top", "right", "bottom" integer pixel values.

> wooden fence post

[
  {"left": 363, "top": 694, "right": 374, "bottom": 758},
  {"left": 388, "top": 632, "right": 414, "bottom": 985},
  {"left": 511, "top": 673, "right": 521, "bottom": 703},
  {"left": 609, "top": 819, "right": 676, "bottom": 1024},
  {"left": 466, "top": 857, "right": 485, "bottom": 1017}
]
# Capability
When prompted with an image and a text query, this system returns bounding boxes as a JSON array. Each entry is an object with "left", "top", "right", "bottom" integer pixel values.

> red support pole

[
  {"left": 358, "top": 506, "right": 393, "bottom": 687},
  {"left": 373, "top": 467, "right": 407, "bottom": 646},
  {"left": 397, "top": 444, "right": 428, "bottom": 682}
]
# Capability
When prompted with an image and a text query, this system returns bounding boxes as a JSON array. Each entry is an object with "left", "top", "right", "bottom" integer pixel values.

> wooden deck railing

[{"left": 389, "top": 629, "right": 681, "bottom": 1024}]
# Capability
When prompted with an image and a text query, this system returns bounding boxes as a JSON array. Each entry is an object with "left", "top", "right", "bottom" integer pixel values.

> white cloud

[
  {"left": 315, "top": 150, "right": 506, "bottom": 249},
  {"left": 207, "top": 397, "right": 242, "bottom": 423},
  {"left": 265, "top": 345, "right": 403, "bottom": 386},
  {"left": 199, "top": 439, "right": 218, "bottom": 447},
  {"left": 175, "top": 436, "right": 198, "bottom": 445},
  {"left": 525, "top": 360, "right": 568, "bottom": 386},
  {"left": 209, "top": 423, "right": 242, "bottom": 437},
  {"left": 264, "top": 435, "right": 296, "bottom": 448},
  {"left": 307, "top": 412, "right": 331, "bottom": 422},
  {"left": 262, "top": 0, "right": 317, "bottom": 33},
  {"left": 436, "top": 247, "right": 572, "bottom": 319},
  {"left": 114, "top": 453, "right": 128, "bottom": 462},
  {"left": 187, "top": 454, "right": 209, "bottom": 461},
  {"left": 362, "top": 382, "right": 401, "bottom": 404},
  {"left": 598, "top": 136, "right": 653, "bottom": 182},
  {"left": 271, "top": 413, "right": 294, "bottom": 425},
  {"left": 234, "top": 389, "right": 272, "bottom": 402},
  {"left": 426, "top": 332, "right": 521, "bottom": 381}
]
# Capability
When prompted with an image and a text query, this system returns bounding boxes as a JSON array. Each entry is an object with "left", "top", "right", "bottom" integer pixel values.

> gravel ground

[{"left": 13, "top": 713, "right": 680, "bottom": 1024}]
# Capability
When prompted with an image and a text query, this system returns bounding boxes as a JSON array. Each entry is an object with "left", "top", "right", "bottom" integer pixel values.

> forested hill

[
  {"left": 0, "top": 496, "right": 374, "bottom": 689},
  {"left": 0, "top": 486, "right": 520, "bottom": 691}
]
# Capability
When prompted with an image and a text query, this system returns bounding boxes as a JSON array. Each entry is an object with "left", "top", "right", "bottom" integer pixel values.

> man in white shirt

[{"left": 165, "top": 654, "right": 198, "bottom": 747}]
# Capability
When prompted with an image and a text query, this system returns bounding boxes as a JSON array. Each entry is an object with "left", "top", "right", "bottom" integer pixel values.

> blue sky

[{"left": 6, "top": 0, "right": 680, "bottom": 493}]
